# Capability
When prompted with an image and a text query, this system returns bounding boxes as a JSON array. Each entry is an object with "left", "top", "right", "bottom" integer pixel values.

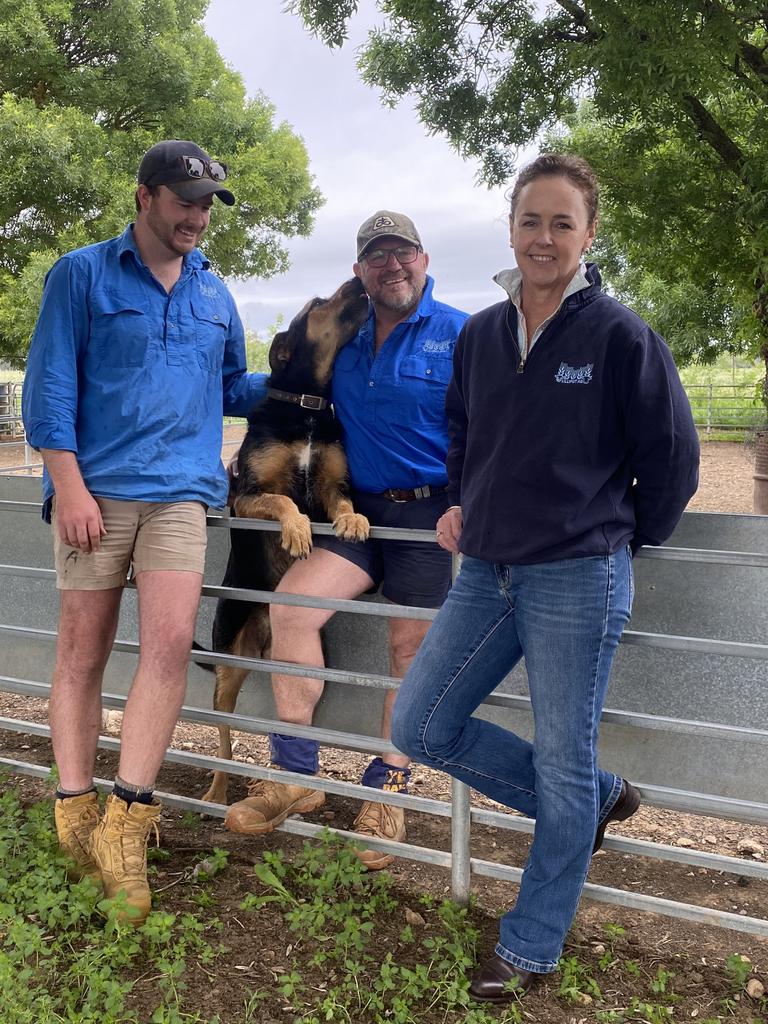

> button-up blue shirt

[
  {"left": 22, "top": 226, "right": 266, "bottom": 513},
  {"left": 331, "top": 276, "right": 468, "bottom": 493}
]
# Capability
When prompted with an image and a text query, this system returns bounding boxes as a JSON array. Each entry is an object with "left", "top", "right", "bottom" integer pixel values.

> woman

[{"left": 391, "top": 154, "right": 699, "bottom": 1001}]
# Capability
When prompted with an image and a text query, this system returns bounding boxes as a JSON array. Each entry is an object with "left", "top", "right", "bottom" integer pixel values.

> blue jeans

[{"left": 391, "top": 551, "right": 633, "bottom": 973}]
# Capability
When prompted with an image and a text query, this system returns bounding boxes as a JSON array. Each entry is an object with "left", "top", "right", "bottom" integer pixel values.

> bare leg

[
  {"left": 118, "top": 570, "right": 202, "bottom": 787},
  {"left": 50, "top": 588, "right": 123, "bottom": 791},
  {"left": 382, "top": 615, "right": 431, "bottom": 769},
  {"left": 270, "top": 548, "right": 373, "bottom": 726}
]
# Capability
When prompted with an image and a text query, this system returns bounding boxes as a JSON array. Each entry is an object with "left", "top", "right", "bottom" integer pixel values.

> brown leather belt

[{"left": 379, "top": 485, "right": 447, "bottom": 503}]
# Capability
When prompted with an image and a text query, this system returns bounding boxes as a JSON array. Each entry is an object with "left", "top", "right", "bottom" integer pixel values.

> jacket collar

[{"left": 493, "top": 261, "right": 598, "bottom": 309}]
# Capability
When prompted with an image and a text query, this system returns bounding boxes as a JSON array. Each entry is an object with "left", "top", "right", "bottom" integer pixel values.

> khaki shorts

[{"left": 52, "top": 497, "right": 207, "bottom": 590}]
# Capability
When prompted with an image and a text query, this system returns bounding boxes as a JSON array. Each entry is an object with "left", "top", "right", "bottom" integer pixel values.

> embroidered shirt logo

[
  {"left": 422, "top": 339, "right": 451, "bottom": 354},
  {"left": 555, "top": 362, "right": 593, "bottom": 385},
  {"left": 198, "top": 283, "right": 219, "bottom": 299}
]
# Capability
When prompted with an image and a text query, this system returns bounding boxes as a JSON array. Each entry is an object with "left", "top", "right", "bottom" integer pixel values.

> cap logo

[{"left": 373, "top": 215, "right": 396, "bottom": 230}]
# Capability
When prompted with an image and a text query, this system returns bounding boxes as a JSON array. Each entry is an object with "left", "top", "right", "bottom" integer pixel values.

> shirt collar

[
  {"left": 119, "top": 224, "right": 210, "bottom": 273},
  {"left": 493, "top": 262, "right": 591, "bottom": 309},
  {"left": 357, "top": 274, "right": 437, "bottom": 350}
]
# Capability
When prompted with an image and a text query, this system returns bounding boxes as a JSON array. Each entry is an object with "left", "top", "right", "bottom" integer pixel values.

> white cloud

[{"left": 204, "top": 0, "right": 531, "bottom": 332}]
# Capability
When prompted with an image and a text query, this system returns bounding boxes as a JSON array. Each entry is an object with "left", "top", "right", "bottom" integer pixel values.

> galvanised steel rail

[
  {"left": 3, "top": 619, "right": 768, "bottom": 758},
  {"left": 1, "top": 509, "right": 768, "bottom": 936}
]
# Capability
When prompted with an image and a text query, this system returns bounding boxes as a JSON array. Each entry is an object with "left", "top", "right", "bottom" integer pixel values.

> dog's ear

[{"left": 268, "top": 329, "right": 296, "bottom": 372}]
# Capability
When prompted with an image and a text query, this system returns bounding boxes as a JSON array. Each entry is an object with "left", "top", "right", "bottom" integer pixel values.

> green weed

[
  {"left": 240, "top": 830, "right": 522, "bottom": 1022},
  {"left": 0, "top": 784, "right": 225, "bottom": 1023}
]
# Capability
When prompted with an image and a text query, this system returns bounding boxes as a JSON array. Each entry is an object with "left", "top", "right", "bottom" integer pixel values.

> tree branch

[
  {"left": 739, "top": 38, "right": 768, "bottom": 85},
  {"left": 553, "top": 0, "right": 591, "bottom": 29},
  {"left": 681, "top": 92, "right": 747, "bottom": 181}
]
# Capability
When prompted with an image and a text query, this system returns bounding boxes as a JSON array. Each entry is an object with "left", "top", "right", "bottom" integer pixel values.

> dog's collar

[{"left": 266, "top": 387, "right": 328, "bottom": 411}]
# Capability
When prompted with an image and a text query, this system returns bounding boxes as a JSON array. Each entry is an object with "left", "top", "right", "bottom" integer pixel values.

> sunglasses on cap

[
  {"left": 179, "top": 155, "right": 228, "bottom": 182},
  {"left": 145, "top": 154, "right": 228, "bottom": 186}
]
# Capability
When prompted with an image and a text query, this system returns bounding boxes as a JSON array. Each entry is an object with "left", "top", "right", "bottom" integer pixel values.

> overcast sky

[{"left": 204, "top": 0, "right": 531, "bottom": 333}]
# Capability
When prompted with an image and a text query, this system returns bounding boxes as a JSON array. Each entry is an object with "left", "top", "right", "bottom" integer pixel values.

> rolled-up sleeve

[
  {"left": 220, "top": 293, "right": 267, "bottom": 417},
  {"left": 22, "top": 257, "right": 88, "bottom": 452}
]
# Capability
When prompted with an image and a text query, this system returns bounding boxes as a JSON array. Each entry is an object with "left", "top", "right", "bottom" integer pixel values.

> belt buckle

[
  {"left": 299, "top": 394, "right": 324, "bottom": 410},
  {"left": 385, "top": 489, "right": 408, "bottom": 503}
]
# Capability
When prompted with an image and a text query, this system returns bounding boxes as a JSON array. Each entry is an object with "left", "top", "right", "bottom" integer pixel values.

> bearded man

[{"left": 224, "top": 211, "right": 468, "bottom": 868}]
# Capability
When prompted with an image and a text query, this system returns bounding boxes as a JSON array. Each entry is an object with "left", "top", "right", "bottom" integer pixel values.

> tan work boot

[
  {"left": 351, "top": 800, "right": 406, "bottom": 871},
  {"left": 90, "top": 794, "right": 161, "bottom": 926},
  {"left": 54, "top": 791, "right": 102, "bottom": 885},
  {"left": 225, "top": 778, "right": 325, "bottom": 835}
]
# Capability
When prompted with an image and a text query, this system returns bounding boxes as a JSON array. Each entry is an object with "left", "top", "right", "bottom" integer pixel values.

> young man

[
  {"left": 22, "top": 140, "right": 266, "bottom": 924},
  {"left": 224, "top": 211, "right": 469, "bottom": 868}
]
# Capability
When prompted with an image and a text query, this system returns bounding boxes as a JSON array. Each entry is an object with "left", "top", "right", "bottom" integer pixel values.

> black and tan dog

[{"left": 201, "top": 277, "right": 370, "bottom": 805}]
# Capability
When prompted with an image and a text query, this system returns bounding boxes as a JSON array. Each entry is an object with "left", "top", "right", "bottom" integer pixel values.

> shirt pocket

[
  {"left": 89, "top": 290, "right": 151, "bottom": 368},
  {"left": 395, "top": 353, "right": 454, "bottom": 425},
  {"left": 192, "top": 298, "right": 229, "bottom": 374}
]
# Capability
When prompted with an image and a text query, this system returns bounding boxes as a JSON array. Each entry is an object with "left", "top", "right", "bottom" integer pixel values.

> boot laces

[
  {"left": 354, "top": 800, "right": 401, "bottom": 839},
  {"left": 120, "top": 816, "right": 160, "bottom": 875}
]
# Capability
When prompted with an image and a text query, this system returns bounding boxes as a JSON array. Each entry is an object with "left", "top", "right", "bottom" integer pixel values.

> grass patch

[
  {"left": 0, "top": 781, "right": 227, "bottom": 1023},
  {"left": 1, "top": 776, "right": 766, "bottom": 1023}
]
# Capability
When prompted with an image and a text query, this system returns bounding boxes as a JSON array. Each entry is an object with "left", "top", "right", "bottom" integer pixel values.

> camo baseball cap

[{"left": 356, "top": 210, "right": 422, "bottom": 259}]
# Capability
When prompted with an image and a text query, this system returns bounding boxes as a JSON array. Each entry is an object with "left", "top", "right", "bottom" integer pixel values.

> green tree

[
  {"left": 292, "top": 1, "right": 768, "bottom": 387},
  {"left": 0, "top": 0, "right": 322, "bottom": 366},
  {"left": 551, "top": 101, "right": 760, "bottom": 370}
]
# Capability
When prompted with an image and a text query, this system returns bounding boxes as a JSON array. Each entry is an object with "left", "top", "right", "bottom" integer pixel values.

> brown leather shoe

[
  {"left": 593, "top": 779, "right": 641, "bottom": 853},
  {"left": 224, "top": 778, "right": 325, "bottom": 835},
  {"left": 469, "top": 953, "right": 537, "bottom": 1002},
  {"left": 351, "top": 800, "right": 405, "bottom": 870}
]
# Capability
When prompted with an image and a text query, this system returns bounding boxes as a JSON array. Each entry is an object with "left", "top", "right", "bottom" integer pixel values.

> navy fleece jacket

[{"left": 446, "top": 265, "right": 699, "bottom": 564}]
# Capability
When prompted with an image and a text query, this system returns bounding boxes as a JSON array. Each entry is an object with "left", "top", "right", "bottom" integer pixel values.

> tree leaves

[{"left": 0, "top": 0, "right": 323, "bottom": 366}]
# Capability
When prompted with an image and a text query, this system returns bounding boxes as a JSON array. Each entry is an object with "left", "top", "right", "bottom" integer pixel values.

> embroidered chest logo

[
  {"left": 198, "top": 283, "right": 219, "bottom": 299},
  {"left": 555, "top": 362, "right": 593, "bottom": 385},
  {"left": 422, "top": 339, "right": 451, "bottom": 354}
]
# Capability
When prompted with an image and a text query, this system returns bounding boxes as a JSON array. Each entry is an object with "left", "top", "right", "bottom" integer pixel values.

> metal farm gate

[{"left": 1, "top": 473, "right": 768, "bottom": 938}]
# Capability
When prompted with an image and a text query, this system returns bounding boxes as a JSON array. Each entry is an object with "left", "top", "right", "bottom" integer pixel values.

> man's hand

[
  {"left": 41, "top": 449, "right": 107, "bottom": 553},
  {"left": 226, "top": 449, "right": 240, "bottom": 509},
  {"left": 435, "top": 505, "right": 462, "bottom": 553},
  {"left": 55, "top": 488, "right": 106, "bottom": 552}
]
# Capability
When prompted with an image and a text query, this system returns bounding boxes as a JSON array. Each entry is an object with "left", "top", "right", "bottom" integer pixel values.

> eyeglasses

[
  {"left": 363, "top": 245, "right": 421, "bottom": 268},
  {"left": 179, "top": 155, "right": 228, "bottom": 182}
]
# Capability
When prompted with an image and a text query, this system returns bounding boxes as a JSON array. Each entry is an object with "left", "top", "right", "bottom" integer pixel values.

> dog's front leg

[
  {"left": 314, "top": 444, "right": 370, "bottom": 541},
  {"left": 234, "top": 493, "right": 313, "bottom": 558}
]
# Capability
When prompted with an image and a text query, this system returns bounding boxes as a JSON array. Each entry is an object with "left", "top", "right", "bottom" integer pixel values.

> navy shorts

[{"left": 314, "top": 489, "right": 452, "bottom": 608}]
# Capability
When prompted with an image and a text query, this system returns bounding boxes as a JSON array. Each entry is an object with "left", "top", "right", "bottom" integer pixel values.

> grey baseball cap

[
  {"left": 356, "top": 210, "right": 422, "bottom": 259},
  {"left": 137, "top": 140, "right": 235, "bottom": 206}
]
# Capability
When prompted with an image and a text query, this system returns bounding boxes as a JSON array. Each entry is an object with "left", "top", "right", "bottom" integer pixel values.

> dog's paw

[
  {"left": 281, "top": 514, "right": 313, "bottom": 557},
  {"left": 201, "top": 775, "right": 229, "bottom": 806},
  {"left": 333, "top": 511, "right": 370, "bottom": 542}
]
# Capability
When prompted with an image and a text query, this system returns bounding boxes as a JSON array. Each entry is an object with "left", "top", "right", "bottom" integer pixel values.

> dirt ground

[{"left": 1, "top": 437, "right": 766, "bottom": 1021}]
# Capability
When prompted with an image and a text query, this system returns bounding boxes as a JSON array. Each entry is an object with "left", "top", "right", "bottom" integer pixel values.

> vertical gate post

[
  {"left": 448, "top": 550, "right": 472, "bottom": 903},
  {"left": 450, "top": 777, "right": 471, "bottom": 905}
]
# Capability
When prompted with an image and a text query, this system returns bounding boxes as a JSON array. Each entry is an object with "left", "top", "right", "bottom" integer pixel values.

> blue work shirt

[
  {"left": 22, "top": 226, "right": 266, "bottom": 514},
  {"left": 331, "top": 276, "right": 468, "bottom": 493}
]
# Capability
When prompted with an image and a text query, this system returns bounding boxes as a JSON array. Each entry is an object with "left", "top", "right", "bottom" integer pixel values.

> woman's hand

[{"left": 436, "top": 505, "right": 462, "bottom": 553}]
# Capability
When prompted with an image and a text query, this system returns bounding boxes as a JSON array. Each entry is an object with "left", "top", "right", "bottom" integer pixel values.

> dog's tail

[{"left": 191, "top": 640, "right": 215, "bottom": 673}]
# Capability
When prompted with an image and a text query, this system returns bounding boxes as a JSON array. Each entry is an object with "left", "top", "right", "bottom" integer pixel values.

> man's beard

[{"left": 373, "top": 279, "right": 421, "bottom": 314}]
